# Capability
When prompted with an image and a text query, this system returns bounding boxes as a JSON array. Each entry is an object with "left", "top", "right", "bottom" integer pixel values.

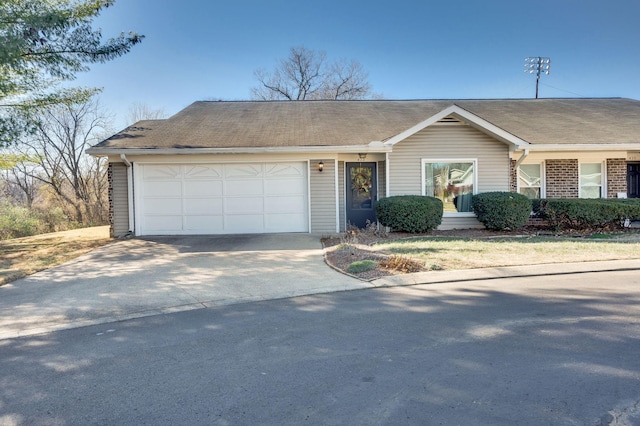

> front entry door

[
  {"left": 629, "top": 163, "right": 640, "bottom": 198},
  {"left": 346, "top": 162, "right": 377, "bottom": 228}
]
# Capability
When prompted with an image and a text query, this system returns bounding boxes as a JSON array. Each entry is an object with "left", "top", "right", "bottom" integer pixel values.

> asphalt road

[{"left": 2, "top": 270, "right": 640, "bottom": 425}]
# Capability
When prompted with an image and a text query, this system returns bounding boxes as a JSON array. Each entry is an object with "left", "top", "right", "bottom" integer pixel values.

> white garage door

[{"left": 137, "top": 163, "right": 308, "bottom": 235}]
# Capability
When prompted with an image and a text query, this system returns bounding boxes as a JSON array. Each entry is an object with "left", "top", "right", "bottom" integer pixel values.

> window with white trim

[
  {"left": 423, "top": 160, "right": 476, "bottom": 214},
  {"left": 579, "top": 163, "right": 604, "bottom": 199},
  {"left": 518, "top": 163, "right": 543, "bottom": 199}
]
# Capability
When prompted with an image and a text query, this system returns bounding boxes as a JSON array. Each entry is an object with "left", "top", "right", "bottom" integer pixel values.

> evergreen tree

[{"left": 0, "top": 0, "right": 143, "bottom": 145}]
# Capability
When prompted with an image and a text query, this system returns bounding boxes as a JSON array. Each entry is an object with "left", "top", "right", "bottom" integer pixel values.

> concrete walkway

[{"left": 2, "top": 233, "right": 640, "bottom": 340}]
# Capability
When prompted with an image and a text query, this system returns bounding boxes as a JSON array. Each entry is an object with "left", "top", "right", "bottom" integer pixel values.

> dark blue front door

[{"left": 346, "top": 162, "right": 377, "bottom": 228}]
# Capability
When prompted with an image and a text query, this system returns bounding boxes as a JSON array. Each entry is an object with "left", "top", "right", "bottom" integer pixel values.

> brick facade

[
  {"left": 107, "top": 163, "right": 114, "bottom": 238},
  {"left": 606, "top": 158, "right": 627, "bottom": 198},
  {"left": 545, "top": 159, "right": 579, "bottom": 198}
]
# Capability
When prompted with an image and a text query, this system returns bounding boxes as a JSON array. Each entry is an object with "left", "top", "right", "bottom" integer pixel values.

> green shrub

[
  {"left": 375, "top": 196, "right": 443, "bottom": 233},
  {"left": 0, "top": 204, "right": 76, "bottom": 240},
  {"left": 0, "top": 204, "right": 43, "bottom": 239},
  {"left": 472, "top": 192, "right": 532, "bottom": 230},
  {"left": 347, "top": 259, "right": 378, "bottom": 274},
  {"left": 538, "top": 198, "right": 640, "bottom": 230}
]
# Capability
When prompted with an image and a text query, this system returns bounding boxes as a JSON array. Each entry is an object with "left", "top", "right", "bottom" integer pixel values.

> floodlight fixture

[{"left": 524, "top": 57, "right": 551, "bottom": 99}]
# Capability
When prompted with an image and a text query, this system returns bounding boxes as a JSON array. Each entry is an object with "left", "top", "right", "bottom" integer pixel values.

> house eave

[{"left": 86, "top": 144, "right": 392, "bottom": 157}]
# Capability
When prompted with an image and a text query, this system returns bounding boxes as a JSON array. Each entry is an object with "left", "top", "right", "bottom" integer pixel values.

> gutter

[
  {"left": 515, "top": 143, "right": 640, "bottom": 152},
  {"left": 87, "top": 144, "right": 393, "bottom": 157}
]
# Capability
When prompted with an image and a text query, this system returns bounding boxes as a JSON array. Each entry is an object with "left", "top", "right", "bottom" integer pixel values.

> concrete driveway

[{"left": 0, "top": 234, "right": 370, "bottom": 339}]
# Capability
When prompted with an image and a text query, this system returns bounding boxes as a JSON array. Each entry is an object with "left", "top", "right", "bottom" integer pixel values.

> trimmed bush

[
  {"left": 537, "top": 198, "right": 640, "bottom": 230},
  {"left": 472, "top": 192, "right": 532, "bottom": 230},
  {"left": 375, "top": 196, "right": 443, "bottom": 233},
  {"left": 347, "top": 259, "right": 378, "bottom": 274}
]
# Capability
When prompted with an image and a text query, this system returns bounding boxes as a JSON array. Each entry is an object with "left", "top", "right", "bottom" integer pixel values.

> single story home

[{"left": 87, "top": 98, "right": 640, "bottom": 237}]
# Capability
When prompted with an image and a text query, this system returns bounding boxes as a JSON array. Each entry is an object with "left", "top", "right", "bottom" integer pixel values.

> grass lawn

[
  {"left": 0, "top": 226, "right": 112, "bottom": 285},
  {"left": 373, "top": 234, "right": 640, "bottom": 271}
]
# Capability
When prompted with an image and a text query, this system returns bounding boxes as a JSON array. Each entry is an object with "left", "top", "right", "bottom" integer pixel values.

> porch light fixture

[
  {"left": 318, "top": 161, "right": 324, "bottom": 172},
  {"left": 524, "top": 57, "right": 551, "bottom": 99},
  {"left": 358, "top": 153, "right": 367, "bottom": 161}
]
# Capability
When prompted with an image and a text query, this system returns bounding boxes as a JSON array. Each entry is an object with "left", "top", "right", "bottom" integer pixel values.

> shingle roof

[{"left": 92, "top": 98, "right": 640, "bottom": 151}]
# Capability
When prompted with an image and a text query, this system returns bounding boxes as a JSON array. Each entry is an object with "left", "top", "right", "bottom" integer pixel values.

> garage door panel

[
  {"left": 145, "top": 198, "right": 182, "bottom": 215},
  {"left": 265, "top": 214, "right": 307, "bottom": 232},
  {"left": 144, "top": 181, "right": 182, "bottom": 197},
  {"left": 265, "top": 196, "right": 306, "bottom": 214},
  {"left": 144, "top": 165, "right": 180, "bottom": 179},
  {"left": 266, "top": 163, "right": 305, "bottom": 177},
  {"left": 184, "top": 180, "right": 223, "bottom": 197},
  {"left": 225, "top": 197, "right": 264, "bottom": 214},
  {"left": 145, "top": 216, "right": 182, "bottom": 231},
  {"left": 183, "top": 165, "right": 222, "bottom": 179},
  {"left": 264, "top": 178, "right": 305, "bottom": 195},
  {"left": 225, "top": 215, "right": 265, "bottom": 233},
  {"left": 225, "top": 164, "right": 263, "bottom": 178},
  {"left": 225, "top": 179, "right": 264, "bottom": 196},
  {"left": 184, "top": 216, "right": 224, "bottom": 231},
  {"left": 184, "top": 198, "right": 223, "bottom": 215}
]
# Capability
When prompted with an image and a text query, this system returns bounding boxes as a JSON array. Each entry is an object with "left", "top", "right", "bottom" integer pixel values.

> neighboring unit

[{"left": 87, "top": 98, "right": 640, "bottom": 237}]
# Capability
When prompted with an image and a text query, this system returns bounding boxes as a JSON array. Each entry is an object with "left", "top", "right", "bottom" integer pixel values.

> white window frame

[
  {"left": 579, "top": 162, "right": 606, "bottom": 199},
  {"left": 517, "top": 162, "right": 545, "bottom": 199},
  {"left": 421, "top": 158, "right": 478, "bottom": 217}
]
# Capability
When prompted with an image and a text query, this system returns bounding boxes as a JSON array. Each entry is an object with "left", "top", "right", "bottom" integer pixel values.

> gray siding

[
  {"left": 310, "top": 159, "right": 337, "bottom": 233},
  {"left": 378, "top": 160, "right": 386, "bottom": 199},
  {"left": 388, "top": 124, "right": 510, "bottom": 196},
  {"left": 338, "top": 161, "right": 345, "bottom": 232},
  {"left": 110, "top": 162, "right": 130, "bottom": 237}
]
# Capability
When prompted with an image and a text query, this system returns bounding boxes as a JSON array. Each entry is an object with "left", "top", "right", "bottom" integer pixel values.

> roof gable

[{"left": 382, "top": 105, "right": 530, "bottom": 149}]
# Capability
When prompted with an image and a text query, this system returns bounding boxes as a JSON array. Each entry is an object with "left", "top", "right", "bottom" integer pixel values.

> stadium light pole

[{"left": 524, "top": 57, "right": 551, "bottom": 99}]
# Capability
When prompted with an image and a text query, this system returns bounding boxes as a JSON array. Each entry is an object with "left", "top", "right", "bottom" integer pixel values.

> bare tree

[
  {"left": 126, "top": 101, "right": 167, "bottom": 124},
  {"left": 251, "top": 46, "right": 373, "bottom": 101},
  {"left": 320, "top": 59, "right": 372, "bottom": 100},
  {"left": 12, "top": 97, "right": 111, "bottom": 224},
  {"left": 0, "top": 153, "right": 43, "bottom": 207}
]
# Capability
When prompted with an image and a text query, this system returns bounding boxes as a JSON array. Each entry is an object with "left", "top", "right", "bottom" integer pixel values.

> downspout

[
  {"left": 514, "top": 149, "right": 530, "bottom": 168},
  {"left": 120, "top": 154, "right": 135, "bottom": 234}
]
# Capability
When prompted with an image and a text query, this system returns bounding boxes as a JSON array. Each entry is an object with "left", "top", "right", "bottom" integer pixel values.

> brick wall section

[
  {"left": 546, "top": 159, "right": 578, "bottom": 198},
  {"left": 606, "top": 158, "right": 627, "bottom": 198},
  {"left": 509, "top": 159, "right": 517, "bottom": 193},
  {"left": 107, "top": 163, "right": 114, "bottom": 238}
]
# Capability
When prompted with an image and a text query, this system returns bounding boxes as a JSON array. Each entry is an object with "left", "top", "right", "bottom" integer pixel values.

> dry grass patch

[
  {"left": 373, "top": 235, "right": 640, "bottom": 271},
  {"left": 0, "top": 226, "right": 111, "bottom": 285}
]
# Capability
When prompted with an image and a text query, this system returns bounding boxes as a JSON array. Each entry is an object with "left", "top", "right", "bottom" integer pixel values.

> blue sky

[{"left": 72, "top": 0, "right": 640, "bottom": 129}]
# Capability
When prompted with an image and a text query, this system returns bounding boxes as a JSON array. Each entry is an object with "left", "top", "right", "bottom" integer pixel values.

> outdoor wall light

[
  {"left": 358, "top": 153, "right": 367, "bottom": 161},
  {"left": 318, "top": 161, "right": 324, "bottom": 172}
]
